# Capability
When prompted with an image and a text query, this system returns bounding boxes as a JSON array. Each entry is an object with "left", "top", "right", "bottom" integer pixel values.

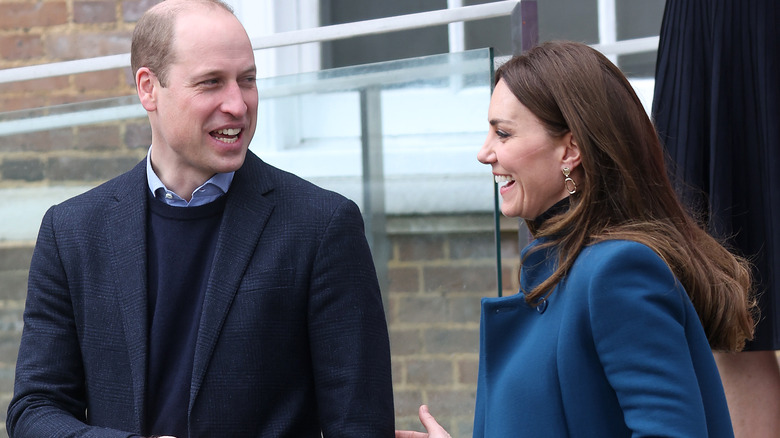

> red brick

[
  {"left": 0, "top": 34, "right": 44, "bottom": 61},
  {"left": 396, "top": 296, "right": 448, "bottom": 324},
  {"left": 500, "top": 230, "right": 521, "bottom": 258},
  {"left": 396, "top": 235, "right": 445, "bottom": 261},
  {"left": 74, "top": 1, "right": 117, "bottom": 24},
  {"left": 122, "top": 0, "right": 162, "bottom": 22},
  {"left": 47, "top": 154, "right": 140, "bottom": 181},
  {"left": 1, "top": 157, "right": 45, "bottom": 181},
  {"left": 389, "top": 329, "right": 422, "bottom": 356},
  {"left": 423, "top": 328, "right": 479, "bottom": 355},
  {"left": 423, "top": 265, "right": 496, "bottom": 294},
  {"left": 0, "top": 272, "right": 29, "bottom": 302},
  {"left": 388, "top": 266, "right": 419, "bottom": 293},
  {"left": 122, "top": 66, "right": 135, "bottom": 87},
  {"left": 0, "top": 244, "right": 34, "bottom": 271},
  {"left": 406, "top": 359, "right": 453, "bottom": 386},
  {"left": 47, "top": 32, "right": 132, "bottom": 60},
  {"left": 391, "top": 360, "right": 404, "bottom": 385},
  {"left": 0, "top": 2, "right": 67, "bottom": 29},
  {"left": 392, "top": 389, "right": 425, "bottom": 418},
  {"left": 452, "top": 416, "right": 478, "bottom": 438},
  {"left": 394, "top": 416, "right": 425, "bottom": 434},
  {"left": 456, "top": 358, "right": 479, "bottom": 385},
  {"left": 500, "top": 265, "right": 519, "bottom": 295},
  {"left": 0, "top": 128, "right": 75, "bottom": 153},
  {"left": 0, "top": 76, "right": 69, "bottom": 94},
  {"left": 427, "top": 389, "right": 477, "bottom": 417},
  {"left": 449, "top": 233, "right": 495, "bottom": 260},
  {"left": 447, "top": 295, "right": 484, "bottom": 323},
  {"left": 75, "top": 125, "right": 122, "bottom": 151},
  {"left": 0, "top": 95, "right": 49, "bottom": 112},
  {"left": 125, "top": 120, "right": 152, "bottom": 149},
  {"left": 74, "top": 70, "right": 122, "bottom": 92}
]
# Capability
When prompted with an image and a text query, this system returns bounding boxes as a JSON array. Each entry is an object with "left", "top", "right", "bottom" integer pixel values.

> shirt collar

[{"left": 146, "top": 146, "right": 235, "bottom": 207}]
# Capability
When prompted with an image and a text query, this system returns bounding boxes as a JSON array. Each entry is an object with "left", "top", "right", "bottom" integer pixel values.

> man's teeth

[
  {"left": 494, "top": 175, "right": 514, "bottom": 184},
  {"left": 215, "top": 128, "right": 241, "bottom": 136}
]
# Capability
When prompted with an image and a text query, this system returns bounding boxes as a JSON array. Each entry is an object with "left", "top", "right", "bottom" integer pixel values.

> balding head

[{"left": 130, "top": 0, "right": 237, "bottom": 87}]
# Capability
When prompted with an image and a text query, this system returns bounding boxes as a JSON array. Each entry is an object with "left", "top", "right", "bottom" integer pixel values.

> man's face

[{"left": 148, "top": 8, "right": 258, "bottom": 190}]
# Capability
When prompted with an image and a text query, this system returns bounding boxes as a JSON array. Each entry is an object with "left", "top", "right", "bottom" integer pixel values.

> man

[{"left": 6, "top": 1, "right": 395, "bottom": 437}]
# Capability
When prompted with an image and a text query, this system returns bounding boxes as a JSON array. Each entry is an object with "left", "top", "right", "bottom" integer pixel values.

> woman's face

[{"left": 477, "top": 79, "right": 571, "bottom": 219}]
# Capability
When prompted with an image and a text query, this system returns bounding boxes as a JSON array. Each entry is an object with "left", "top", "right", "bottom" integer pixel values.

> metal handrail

[
  {"left": 0, "top": 1, "right": 519, "bottom": 85},
  {"left": 0, "top": 1, "right": 661, "bottom": 86}
]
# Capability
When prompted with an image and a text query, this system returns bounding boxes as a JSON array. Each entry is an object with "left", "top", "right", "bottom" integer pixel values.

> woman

[{"left": 397, "top": 41, "right": 755, "bottom": 438}]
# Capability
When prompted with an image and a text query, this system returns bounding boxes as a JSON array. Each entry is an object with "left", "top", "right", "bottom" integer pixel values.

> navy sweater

[{"left": 144, "top": 192, "right": 227, "bottom": 437}]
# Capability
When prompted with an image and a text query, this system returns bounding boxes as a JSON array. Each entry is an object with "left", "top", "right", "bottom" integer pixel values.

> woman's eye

[{"left": 496, "top": 130, "right": 510, "bottom": 139}]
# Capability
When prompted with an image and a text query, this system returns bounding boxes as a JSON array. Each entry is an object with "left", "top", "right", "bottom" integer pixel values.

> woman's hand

[{"left": 395, "top": 405, "right": 451, "bottom": 438}]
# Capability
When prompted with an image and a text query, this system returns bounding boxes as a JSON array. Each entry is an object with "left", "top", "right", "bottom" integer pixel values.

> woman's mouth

[{"left": 495, "top": 174, "right": 516, "bottom": 194}]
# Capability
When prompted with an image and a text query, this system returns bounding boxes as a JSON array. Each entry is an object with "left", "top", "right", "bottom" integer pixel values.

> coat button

[{"left": 536, "top": 297, "right": 548, "bottom": 314}]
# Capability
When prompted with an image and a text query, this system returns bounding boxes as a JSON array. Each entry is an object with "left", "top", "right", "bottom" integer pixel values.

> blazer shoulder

[{"left": 47, "top": 159, "right": 146, "bottom": 222}]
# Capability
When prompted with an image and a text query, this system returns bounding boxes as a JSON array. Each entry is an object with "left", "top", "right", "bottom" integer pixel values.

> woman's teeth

[{"left": 494, "top": 175, "right": 514, "bottom": 184}]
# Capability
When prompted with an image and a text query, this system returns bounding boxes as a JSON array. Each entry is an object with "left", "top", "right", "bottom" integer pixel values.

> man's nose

[{"left": 220, "top": 82, "right": 248, "bottom": 117}]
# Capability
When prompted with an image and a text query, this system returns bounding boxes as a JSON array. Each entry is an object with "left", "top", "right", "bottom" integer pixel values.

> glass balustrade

[{"left": 0, "top": 48, "right": 506, "bottom": 436}]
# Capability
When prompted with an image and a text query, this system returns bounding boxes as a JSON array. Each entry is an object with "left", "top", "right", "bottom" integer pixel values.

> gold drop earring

[{"left": 563, "top": 167, "right": 577, "bottom": 195}]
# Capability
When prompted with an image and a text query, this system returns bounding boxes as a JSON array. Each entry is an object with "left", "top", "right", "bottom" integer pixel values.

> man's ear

[
  {"left": 561, "top": 131, "right": 582, "bottom": 170},
  {"left": 136, "top": 67, "right": 158, "bottom": 111}
]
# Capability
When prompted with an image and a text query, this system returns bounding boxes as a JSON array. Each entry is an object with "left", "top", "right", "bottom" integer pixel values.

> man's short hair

[{"left": 130, "top": 0, "right": 235, "bottom": 87}]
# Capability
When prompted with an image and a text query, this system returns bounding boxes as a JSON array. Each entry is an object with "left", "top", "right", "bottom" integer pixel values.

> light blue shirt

[{"left": 145, "top": 147, "right": 234, "bottom": 207}]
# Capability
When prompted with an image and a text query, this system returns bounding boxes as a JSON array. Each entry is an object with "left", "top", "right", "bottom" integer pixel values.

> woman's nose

[{"left": 477, "top": 137, "right": 495, "bottom": 164}]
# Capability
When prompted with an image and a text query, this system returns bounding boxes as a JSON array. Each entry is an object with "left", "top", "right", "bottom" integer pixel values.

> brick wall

[
  {"left": 0, "top": 243, "right": 32, "bottom": 438},
  {"left": 388, "top": 227, "right": 522, "bottom": 436},
  {"left": 0, "top": 0, "right": 158, "bottom": 193},
  {"left": 0, "top": 0, "right": 158, "bottom": 111}
]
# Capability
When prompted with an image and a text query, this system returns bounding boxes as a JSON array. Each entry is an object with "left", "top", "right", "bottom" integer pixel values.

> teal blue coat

[{"left": 473, "top": 239, "right": 734, "bottom": 437}]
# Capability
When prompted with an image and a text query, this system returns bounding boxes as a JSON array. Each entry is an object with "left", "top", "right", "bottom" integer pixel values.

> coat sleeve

[
  {"left": 6, "top": 206, "right": 140, "bottom": 438},
  {"left": 583, "top": 242, "right": 721, "bottom": 437},
  {"left": 306, "top": 198, "right": 395, "bottom": 438}
]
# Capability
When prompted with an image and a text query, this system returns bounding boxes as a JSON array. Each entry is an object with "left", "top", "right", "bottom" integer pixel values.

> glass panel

[{"left": 0, "top": 48, "right": 498, "bottom": 437}]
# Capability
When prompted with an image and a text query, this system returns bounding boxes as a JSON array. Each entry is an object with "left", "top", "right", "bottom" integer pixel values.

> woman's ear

[
  {"left": 136, "top": 67, "right": 157, "bottom": 112},
  {"left": 561, "top": 131, "right": 582, "bottom": 170}
]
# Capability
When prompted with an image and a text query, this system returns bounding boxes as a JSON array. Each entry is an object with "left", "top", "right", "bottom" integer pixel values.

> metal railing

[
  {"left": 0, "top": 1, "right": 659, "bottom": 85},
  {"left": 0, "top": 1, "right": 518, "bottom": 85}
]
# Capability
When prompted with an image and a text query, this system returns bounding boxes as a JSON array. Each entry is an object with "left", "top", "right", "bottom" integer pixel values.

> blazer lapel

[
  {"left": 189, "top": 153, "right": 275, "bottom": 410},
  {"left": 106, "top": 160, "right": 150, "bottom": 430}
]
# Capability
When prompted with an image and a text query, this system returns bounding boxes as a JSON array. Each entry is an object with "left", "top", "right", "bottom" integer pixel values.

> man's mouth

[{"left": 211, "top": 128, "right": 242, "bottom": 144}]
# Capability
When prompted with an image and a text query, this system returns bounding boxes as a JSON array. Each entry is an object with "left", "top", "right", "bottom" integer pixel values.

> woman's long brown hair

[{"left": 498, "top": 41, "right": 756, "bottom": 352}]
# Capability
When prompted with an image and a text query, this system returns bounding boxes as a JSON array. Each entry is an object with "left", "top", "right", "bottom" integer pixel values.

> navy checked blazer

[{"left": 7, "top": 151, "right": 395, "bottom": 438}]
